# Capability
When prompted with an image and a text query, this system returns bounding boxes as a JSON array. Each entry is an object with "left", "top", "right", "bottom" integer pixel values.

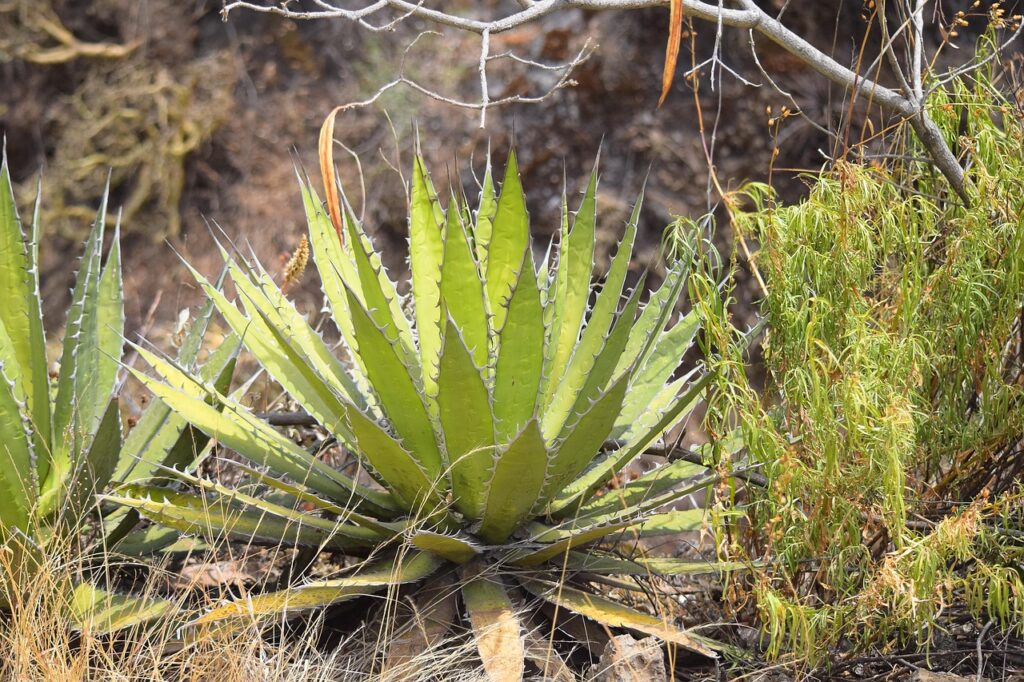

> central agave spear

[{"left": 112, "top": 143, "right": 735, "bottom": 676}]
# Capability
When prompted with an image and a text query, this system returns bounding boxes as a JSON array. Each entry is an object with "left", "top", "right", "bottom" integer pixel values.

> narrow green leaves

[
  {"left": 544, "top": 163, "right": 598, "bottom": 400},
  {"left": 485, "top": 150, "right": 529, "bottom": 331},
  {"left": 193, "top": 552, "right": 441, "bottom": 624},
  {"left": 344, "top": 285, "right": 444, "bottom": 483},
  {"left": 0, "top": 153, "right": 49, "bottom": 472},
  {"left": 440, "top": 204, "right": 489, "bottom": 368},
  {"left": 478, "top": 420, "right": 547, "bottom": 543},
  {"left": 437, "top": 317, "right": 494, "bottom": 519},
  {"left": 409, "top": 157, "right": 445, "bottom": 398},
  {"left": 492, "top": 252, "right": 544, "bottom": 442}
]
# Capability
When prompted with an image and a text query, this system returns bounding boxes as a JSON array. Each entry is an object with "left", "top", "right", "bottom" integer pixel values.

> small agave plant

[
  {"left": 113, "top": 146, "right": 733, "bottom": 673},
  {"left": 0, "top": 148, "right": 236, "bottom": 630}
]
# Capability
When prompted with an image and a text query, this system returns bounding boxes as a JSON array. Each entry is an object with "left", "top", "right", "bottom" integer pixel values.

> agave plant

[
  {"left": 112, "top": 148, "right": 734, "bottom": 673},
  {"left": 0, "top": 148, "right": 236, "bottom": 630}
]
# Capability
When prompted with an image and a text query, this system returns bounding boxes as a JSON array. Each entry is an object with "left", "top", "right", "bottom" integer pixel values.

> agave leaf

[
  {"left": 572, "top": 480, "right": 714, "bottom": 532},
  {"left": 549, "top": 372, "right": 714, "bottom": 516},
  {"left": 110, "top": 522, "right": 205, "bottom": 556},
  {"left": 543, "top": 281, "right": 643, "bottom": 441},
  {"left": 473, "top": 160, "right": 497, "bottom": 269},
  {"left": 562, "top": 551, "right": 744, "bottom": 576},
  {"left": 215, "top": 255, "right": 363, "bottom": 435},
  {"left": 619, "top": 509, "right": 706, "bottom": 538},
  {"left": 411, "top": 530, "right": 482, "bottom": 564},
  {"left": 157, "top": 467, "right": 389, "bottom": 545},
  {"left": 115, "top": 335, "right": 239, "bottom": 485},
  {"left": 299, "top": 179, "right": 374, "bottom": 397},
  {"left": 440, "top": 203, "right": 489, "bottom": 369},
  {"left": 563, "top": 193, "right": 640, "bottom": 395},
  {"left": 344, "top": 284, "right": 444, "bottom": 483},
  {"left": 612, "top": 261, "right": 689, "bottom": 380},
  {"left": 0, "top": 153, "right": 50, "bottom": 476},
  {"left": 109, "top": 485, "right": 374, "bottom": 550},
  {"left": 508, "top": 520, "right": 634, "bottom": 567},
  {"left": 574, "top": 281, "right": 644, "bottom": 407},
  {"left": 544, "top": 161, "right": 598, "bottom": 402},
  {"left": 382, "top": 574, "right": 459, "bottom": 674},
  {"left": 192, "top": 551, "right": 442, "bottom": 624},
  {"left": 341, "top": 204, "right": 418, "bottom": 368},
  {"left": 244, "top": 303, "right": 354, "bottom": 441},
  {"left": 128, "top": 352, "right": 399, "bottom": 518},
  {"left": 492, "top": 251, "right": 544, "bottom": 442},
  {"left": 51, "top": 197, "right": 119, "bottom": 491},
  {"left": 461, "top": 571, "right": 525, "bottom": 682},
  {"left": 485, "top": 149, "right": 529, "bottom": 331},
  {"left": 76, "top": 216, "right": 123, "bottom": 443},
  {"left": 232, "top": 462, "right": 405, "bottom": 537},
  {"left": 409, "top": 156, "right": 445, "bottom": 398},
  {"left": 523, "top": 626, "right": 575, "bottom": 682},
  {"left": 538, "top": 372, "right": 631, "bottom": 508},
  {"left": 437, "top": 316, "right": 494, "bottom": 519},
  {"left": 185, "top": 260, "right": 360, "bottom": 440},
  {"left": 573, "top": 460, "right": 707, "bottom": 518},
  {"left": 614, "top": 310, "right": 700, "bottom": 436},
  {"left": 0, "top": 362, "right": 35, "bottom": 531},
  {"left": 518, "top": 578, "right": 715, "bottom": 657},
  {"left": 235, "top": 248, "right": 369, "bottom": 408},
  {"left": 540, "top": 187, "right": 568, "bottom": 335},
  {"left": 71, "top": 582, "right": 174, "bottom": 634},
  {"left": 63, "top": 398, "right": 121, "bottom": 524},
  {"left": 478, "top": 420, "right": 547, "bottom": 544},
  {"left": 344, "top": 405, "right": 440, "bottom": 510},
  {"left": 610, "top": 374, "right": 688, "bottom": 447},
  {"left": 0, "top": 321, "right": 27, "bottom": 417}
]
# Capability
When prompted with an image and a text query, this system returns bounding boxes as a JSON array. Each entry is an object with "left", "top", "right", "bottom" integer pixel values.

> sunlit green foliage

[{"left": 678, "top": 43, "right": 1024, "bottom": 661}]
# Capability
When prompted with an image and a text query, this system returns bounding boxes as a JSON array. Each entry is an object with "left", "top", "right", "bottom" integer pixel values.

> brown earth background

[{"left": 1, "top": 0, "right": 1011, "bottom": 344}]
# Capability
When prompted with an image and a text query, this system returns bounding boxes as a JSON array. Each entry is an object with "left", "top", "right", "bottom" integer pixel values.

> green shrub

[{"left": 683, "top": 44, "right": 1024, "bottom": 661}]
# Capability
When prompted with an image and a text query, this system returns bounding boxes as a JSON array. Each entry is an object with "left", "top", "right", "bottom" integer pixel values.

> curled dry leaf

[
  {"left": 318, "top": 107, "right": 345, "bottom": 242},
  {"left": 659, "top": 0, "right": 683, "bottom": 107}
]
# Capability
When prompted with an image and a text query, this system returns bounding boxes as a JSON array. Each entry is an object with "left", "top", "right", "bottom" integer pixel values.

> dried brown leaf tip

[
  {"left": 659, "top": 0, "right": 683, "bottom": 107},
  {"left": 319, "top": 107, "right": 345, "bottom": 243},
  {"left": 282, "top": 234, "right": 310, "bottom": 291}
]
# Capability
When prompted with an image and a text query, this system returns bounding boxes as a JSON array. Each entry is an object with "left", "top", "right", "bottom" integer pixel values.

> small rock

[
  {"left": 587, "top": 635, "right": 667, "bottom": 682},
  {"left": 912, "top": 671, "right": 987, "bottom": 682}
]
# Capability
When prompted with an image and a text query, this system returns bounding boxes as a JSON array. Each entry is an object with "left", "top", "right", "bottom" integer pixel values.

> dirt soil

[{"left": 2, "top": 0, "right": 964, "bottom": 336}]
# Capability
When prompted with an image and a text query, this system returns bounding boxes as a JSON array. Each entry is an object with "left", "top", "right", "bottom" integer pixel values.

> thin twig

[{"left": 223, "top": 0, "right": 975, "bottom": 198}]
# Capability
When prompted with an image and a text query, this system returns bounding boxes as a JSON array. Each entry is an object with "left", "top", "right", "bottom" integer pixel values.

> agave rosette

[
  {"left": 0, "top": 148, "right": 238, "bottom": 631},
  {"left": 113, "top": 149, "right": 731, "bottom": 668}
]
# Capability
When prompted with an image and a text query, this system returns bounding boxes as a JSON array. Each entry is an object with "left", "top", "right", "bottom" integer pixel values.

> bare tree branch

[{"left": 216, "top": 0, "right": 1024, "bottom": 201}]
